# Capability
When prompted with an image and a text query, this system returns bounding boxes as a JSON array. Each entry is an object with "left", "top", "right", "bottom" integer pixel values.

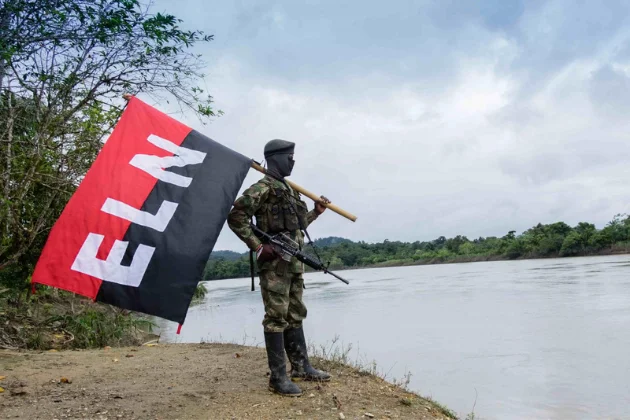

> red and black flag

[{"left": 31, "top": 96, "right": 252, "bottom": 326}]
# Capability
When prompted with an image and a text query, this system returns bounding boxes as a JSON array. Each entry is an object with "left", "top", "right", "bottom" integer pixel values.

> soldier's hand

[
  {"left": 256, "top": 244, "right": 277, "bottom": 263},
  {"left": 315, "top": 195, "right": 331, "bottom": 215}
]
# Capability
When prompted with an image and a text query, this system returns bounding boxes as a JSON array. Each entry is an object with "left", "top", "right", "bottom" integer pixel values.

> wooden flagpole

[
  {"left": 122, "top": 94, "right": 357, "bottom": 222},
  {"left": 250, "top": 162, "right": 357, "bottom": 222}
]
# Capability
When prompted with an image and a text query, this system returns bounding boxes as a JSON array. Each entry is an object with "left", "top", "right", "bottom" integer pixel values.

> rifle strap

[
  {"left": 249, "top": 249, "right": 255, "bottom": 291},
  {"left": 278, "top": 178, "right": 325, "bottom": 264},
  {"left": 249, "top": 216, "right": 255, "bottom": 291}
]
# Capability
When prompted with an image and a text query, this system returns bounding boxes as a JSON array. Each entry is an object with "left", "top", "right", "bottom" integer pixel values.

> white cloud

[{"left": 147, "top": 0, "right": 630, "bottom": 252}]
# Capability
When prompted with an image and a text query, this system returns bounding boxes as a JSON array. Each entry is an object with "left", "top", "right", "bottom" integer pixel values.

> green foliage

[
  {"left": 47, "top": 308, "right": 154, "bottom": 348},
  {"left": 192, "top": 282, "right": 207, "bottom": 302},
  {"left": 203, "top": 214, "right": 630, "bottom": 279},
  {"left": 0, "top": 287, "right": 154, "bottom": 350},
  {"left": 209, "top": 250, "right": 245, "bottom": 261},
  {"left": 0, "top": 0, "right": 215, "bottom": 350},
  {"left": 0, "top": 0, "right": 218, "bottom": 278},
  {"left": 203, "top": 256, "right": 253, "bottom": 280},
  {"left": 313, "top": 237, "right": 353, "bottom": 247}
]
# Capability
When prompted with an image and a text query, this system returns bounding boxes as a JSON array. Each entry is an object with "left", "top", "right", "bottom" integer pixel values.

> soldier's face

[{"left": 267, "top": 152, "right": 294, "bottom": 177}]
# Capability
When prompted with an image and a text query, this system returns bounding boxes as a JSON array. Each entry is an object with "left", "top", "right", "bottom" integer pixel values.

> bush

[{"left": 0, "top": 288, "right": 155, "bottom": 350}]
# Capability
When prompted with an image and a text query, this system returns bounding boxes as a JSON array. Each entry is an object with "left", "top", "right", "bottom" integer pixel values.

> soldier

[{"left": 227, "top": 139, "right": 331, "bottom": 397}]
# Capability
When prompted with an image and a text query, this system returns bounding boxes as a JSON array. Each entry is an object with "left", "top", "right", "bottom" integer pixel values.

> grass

[
  {"left": 192, "top": 282, "right": 207, "bottom": 303},
  {"left": 1, "top": 280, "right": 211, "bottom": 350},
  {"left": 306, "top": 334, "right": 411, "bottom": 388},
  {"left": 192, "top": 333, "right": 461, "bottom": 418},
  {"left": 305, "top": 335, "right": 459, "bottom": 419},
  {"left": 45, "top": 308, "right": 155, "bottom": 349},
  {"left": 424, "top": 395, "right": 459, "bottom": 419},
  {"left": 0, "top": 286, "right": 156, "bottom": 350}
]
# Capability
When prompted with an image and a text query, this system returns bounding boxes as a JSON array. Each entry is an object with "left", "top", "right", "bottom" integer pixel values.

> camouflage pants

[{"left": 259, "top": 267, "right": 307, "bottom": 333}]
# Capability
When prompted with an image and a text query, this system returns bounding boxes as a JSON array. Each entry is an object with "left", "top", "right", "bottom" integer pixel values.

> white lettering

[
  {"left": 101, "top": 198, "right": 178, "bottom": 232},
  {"left": 71, "top": 233, "right": 155, "bottom": 287},
  {"left": 129, "top": 134, "right": 206, "bottom": 187}
]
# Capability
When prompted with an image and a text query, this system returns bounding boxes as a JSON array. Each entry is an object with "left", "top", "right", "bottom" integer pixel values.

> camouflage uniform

[{"left": 227, "top": 175, "right": 320, "bottom": 333}]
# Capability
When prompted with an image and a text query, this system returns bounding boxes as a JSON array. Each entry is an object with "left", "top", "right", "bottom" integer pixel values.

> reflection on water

[{"left": 157, "top": 255, "right": 630, "bottom": 420}]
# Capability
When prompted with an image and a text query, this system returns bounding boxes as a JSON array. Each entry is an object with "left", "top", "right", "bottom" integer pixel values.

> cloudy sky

[{"left": 148, "top": 0, "right": 630, "bottom": 252}]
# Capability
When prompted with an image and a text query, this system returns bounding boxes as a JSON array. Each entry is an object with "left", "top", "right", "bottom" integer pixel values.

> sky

[{"left": 147, "top": 0, "right": 630, "bottom": 253}]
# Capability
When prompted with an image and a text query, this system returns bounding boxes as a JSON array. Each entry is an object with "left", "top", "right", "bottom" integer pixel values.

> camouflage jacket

[{"left": 227, "top": 175, "right": 319, "bottom": 273}]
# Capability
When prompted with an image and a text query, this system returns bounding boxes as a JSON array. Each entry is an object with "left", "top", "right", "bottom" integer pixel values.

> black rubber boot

[
  {"left": 284, "top": 326, "right": 331, "bottom": 382},
  {"left": 264, "top": 331, "right": 302, "bottom": 396}
]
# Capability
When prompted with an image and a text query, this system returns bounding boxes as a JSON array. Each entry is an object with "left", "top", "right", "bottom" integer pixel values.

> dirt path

[{"left": 0, "top": 343, "right": 454, "bottom": 420}]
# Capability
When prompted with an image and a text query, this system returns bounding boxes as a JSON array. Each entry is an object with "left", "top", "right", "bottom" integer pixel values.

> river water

[{"left": 156, "top": 254, "right": 630, "bottom": 419}]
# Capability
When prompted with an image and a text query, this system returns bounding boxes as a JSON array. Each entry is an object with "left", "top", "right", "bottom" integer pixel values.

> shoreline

[
  {"left": 336, "top": 246, "right": 630, "bottom": 271},
  {"left": 1, "top": 342, "right": 458, "bottom": 419},
  {"left": 205, "top": 248, "right": 630, "bottom": 282}
]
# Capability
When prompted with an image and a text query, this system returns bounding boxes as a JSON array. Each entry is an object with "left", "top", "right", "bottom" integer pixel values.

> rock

[
  {"left": 11, "top": 388, "right": 28, "bottom": 396},
  {"left": 339, "top": 413, "right": 346, "bottom": 419},
  {"left": 364, "top": 413, "right": 375, "bottom": 418}
]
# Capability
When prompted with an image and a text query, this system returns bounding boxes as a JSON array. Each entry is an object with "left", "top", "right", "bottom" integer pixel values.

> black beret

[{"left": 264, "top": 139, "right": 295, "bottom": 157}]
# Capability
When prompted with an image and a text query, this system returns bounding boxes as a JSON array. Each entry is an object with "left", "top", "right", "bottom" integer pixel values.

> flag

[{"left": 31, "top": 96, "right": 252, "bottom": 325}]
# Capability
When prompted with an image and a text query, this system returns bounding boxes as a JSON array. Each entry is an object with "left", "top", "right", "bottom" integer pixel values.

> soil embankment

[{"left": 0, "top": 343, "right": 455, "bottom": 419}]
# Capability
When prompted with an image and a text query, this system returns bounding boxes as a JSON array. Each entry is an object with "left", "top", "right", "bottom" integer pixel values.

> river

[{"left": 157, "top": 254, "right": 630, "bottom": 419}]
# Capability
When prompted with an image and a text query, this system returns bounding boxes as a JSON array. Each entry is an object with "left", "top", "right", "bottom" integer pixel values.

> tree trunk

[
  {"left": 0, "top": 4, "right": 9, "bottom": 98},
  {"left": 3, "top": 94, "right": 13, "bottom": 242}
]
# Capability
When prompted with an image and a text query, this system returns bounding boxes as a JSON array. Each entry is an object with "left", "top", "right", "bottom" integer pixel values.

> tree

[
  {"left": 459, "top": 242, "right": 475, "bottom": 256},
  {"left": 560, "top": 231, "right": 583, "bottom": 256},
  {"left": 200, "top": 214, "right": 630, "bottom": 279},
  {"left": 574, "top": 222, "right": 596, "bottom": 242},
  {"left": 0, "top": 0, "right": 219, "bottom": 282},
  {"left": 445, "top": 235, "right": 468, "bottom": 253}
]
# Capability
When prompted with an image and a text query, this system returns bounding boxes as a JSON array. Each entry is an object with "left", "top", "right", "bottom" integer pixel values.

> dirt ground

[{"left": 0, "top": 343, "right": 455, "bottom": 420}]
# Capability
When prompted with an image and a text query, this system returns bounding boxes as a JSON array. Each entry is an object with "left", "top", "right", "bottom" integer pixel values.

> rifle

[{"left": 250, "top": 223, "right": 350, "bottom": 285}]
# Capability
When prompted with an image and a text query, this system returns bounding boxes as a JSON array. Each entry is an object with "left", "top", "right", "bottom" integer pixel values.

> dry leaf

[
  {"left": 60, "top": 377, "right": 72, "bottom": 384},
  {"left": 0, "top": 387, "right": 4, "bottom": 393},
  {"left": 144, "top": 343, "right": 158, "bottom": 347},
  {"left": 234, "top": 353, "right": 241, "bottom": 358},
  {"left": 125, "top": 354, "right": 134, "bottom": 358},
  {"left": 0, "top": 376, "right": 6, "bottom": 381}
]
